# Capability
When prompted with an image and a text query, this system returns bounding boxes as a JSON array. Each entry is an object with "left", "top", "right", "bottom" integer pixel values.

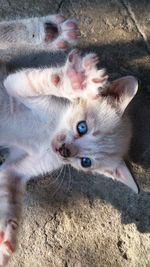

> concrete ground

[{"left": 0, "top": 0, "right": 150, "bottom": 266}]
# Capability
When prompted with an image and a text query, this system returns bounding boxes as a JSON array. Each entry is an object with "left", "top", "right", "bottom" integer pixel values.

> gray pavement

[{"left": 0, "top": 0, "right": 150, "bottom": 266}]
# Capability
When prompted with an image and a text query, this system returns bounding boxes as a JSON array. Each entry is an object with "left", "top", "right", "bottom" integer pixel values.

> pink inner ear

[
  {"left": 102, "top": 80, "right": 124, "bottom": 99},
  {"left": 104, "top": 76, "right": 138, "bottom": 99},
  {"left": 114, "top": 161, "right": 139, "bottom": 193},
  {"left": 103, "top": 160, "right": 139, "bottom": 193},
  {"left": 101, "top": 76, "right": 138, "bottom": 113}
]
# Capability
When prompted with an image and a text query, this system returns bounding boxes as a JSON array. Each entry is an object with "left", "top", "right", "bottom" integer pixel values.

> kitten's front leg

[
  {"left": 0, "top": 15, "right": 78, "bottom": 50},
  {"left": 0, "top": 169, "right": 25, "bottom": 267},
  {"left": 0, "top": 149, "right": 60, "bottom": 267},
  {"left": 4, "top": 50, "right": 108, "bottom": 103}
]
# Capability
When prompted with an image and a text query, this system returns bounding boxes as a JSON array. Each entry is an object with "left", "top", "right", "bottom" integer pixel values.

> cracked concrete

[
  {"left": 56, "top": 0, "right": 65, "bottom": 13},
  {"left": 0, "top": 0, "right": 150, "bottom": 266},
  {"left": 120, "top": 0, "right": 150, "bottom": 53}
]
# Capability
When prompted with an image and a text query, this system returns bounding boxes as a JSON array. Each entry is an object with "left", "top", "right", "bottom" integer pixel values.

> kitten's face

[
  {"left": 51, "top": 76, "right": 139, "bottom": 193},
  {"left": 51, "top": 97, "right": 131, "bottom": 173}
]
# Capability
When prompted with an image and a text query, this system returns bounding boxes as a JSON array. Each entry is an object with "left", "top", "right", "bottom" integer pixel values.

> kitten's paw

[
  {"left": 0, "top": 219, "right": 18, "bottom": 267},
  {"left": 40, "top": 15, "right": 78, "bottom": 50},
  {"left": 66, "top": 49, "right": 108, "bottom": 99}
]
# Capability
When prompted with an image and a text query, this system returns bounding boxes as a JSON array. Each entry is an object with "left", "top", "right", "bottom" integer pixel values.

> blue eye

[
  {"left": 81, "top": 157, "right": 92, "bottom": 168},
  {"left": 77, "top": 121, "right": 88, "bottom": 135}
]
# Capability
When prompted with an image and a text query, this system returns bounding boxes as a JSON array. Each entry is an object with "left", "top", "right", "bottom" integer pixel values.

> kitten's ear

[
  {"left": 104, "top": 76, "right": 138, "bottom": 114},
  {"left": 100, "top": 160, "right": 139, "bottom": 193}
]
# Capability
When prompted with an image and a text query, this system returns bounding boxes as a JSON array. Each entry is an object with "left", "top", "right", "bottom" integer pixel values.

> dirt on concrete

[{"left": 0, "top": 0, "right": 150, "bottom": 266}]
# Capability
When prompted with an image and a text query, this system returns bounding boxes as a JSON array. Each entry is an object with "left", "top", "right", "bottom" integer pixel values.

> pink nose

[{"left": 58, "top": 143, "right": 78, "bottom": 158}]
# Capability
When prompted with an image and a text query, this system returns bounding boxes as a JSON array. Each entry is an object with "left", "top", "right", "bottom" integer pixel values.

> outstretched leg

[
  {"left": 0, "top": 15, "right": 78, "bottom": 50},
  {"left": 4, "top": 49, "right": 108, "bottom": 106},
  {"left": 0, "top": 146, "right": 60, "bottom": 267},
  {"left": 0, "top": 167, "right": 25, "bottom": 267}
]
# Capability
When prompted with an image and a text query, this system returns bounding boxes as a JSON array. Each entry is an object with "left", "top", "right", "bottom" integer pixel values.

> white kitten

[{"left": 0, "top": 15, "right": 138, "bottom": 266}]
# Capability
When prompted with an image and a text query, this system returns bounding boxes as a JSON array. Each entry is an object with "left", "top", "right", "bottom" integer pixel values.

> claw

[
  {"left": 83, "top": 54, "right": 99, "bottom": 69},
  {"left": 55, "top": 15, "right": 65, "bottom": 23},
  {"left": 68, "top": 49, "right": 79, "bottom": 63},
  {"left": 3, "top": 241, "right": 14, "bottom": 254},
  {"left": 92, "top": 76, "right": 108, "bottom": 83},
  {"left": 9, "top": 220, "right": 18, "bottom": 231},
  {"left": 0, "top": 232, "right": 4, "bottom": 243},
  {"left": 62, "top": 20, "right": 78, "bottom": 30},
  {"left": 65, "top": 21, "right": 77, "bottom": 29}
]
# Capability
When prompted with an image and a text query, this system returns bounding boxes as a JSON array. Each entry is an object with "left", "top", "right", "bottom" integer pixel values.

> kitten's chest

[
  {"left": 14, "top": 105, "right": 61, "bottom": 151},
  {"left": 0, "top": 96, "right": 67, "bottom": 153}
]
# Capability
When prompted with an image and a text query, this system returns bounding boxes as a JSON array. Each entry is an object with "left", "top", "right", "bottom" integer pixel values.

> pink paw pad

[
  {"left": 45, "top": 22, "right": 58, "bottom": 42},
  {"left": 68, "top": 70, "right": 85, "bottom": 90},
  {"left": 57, "top": 41, "right": 68, "bottom": 49},
  {"left": 63, "top": 21, "right": 78, "bottom": 29},
  {"left": 67, "top": 31, "right": 77, "bottom": 39},
  {"left": 51, "top": 74, "right": 60, "bottom": 86}
]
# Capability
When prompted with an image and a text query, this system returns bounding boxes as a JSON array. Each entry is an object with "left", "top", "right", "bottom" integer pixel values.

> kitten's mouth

[
  {"left": 51, "top": 141, "right": 78, "bottom": 158},
  {"left": 51, "top": 141, "right": 70, "bottom": 158},
  {"left": 58, "top": 143, "right": 71, "bottom": 158}
]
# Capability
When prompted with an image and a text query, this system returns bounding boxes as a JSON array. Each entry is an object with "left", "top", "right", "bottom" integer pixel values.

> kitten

[{"left": 0, "top": 15, "right": 138, "bottom": 266}]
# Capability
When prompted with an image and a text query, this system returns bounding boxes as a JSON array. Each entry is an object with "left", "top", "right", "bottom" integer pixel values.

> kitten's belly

[{"left": 0, "top": 95, "right": 68, "bottom": 154}]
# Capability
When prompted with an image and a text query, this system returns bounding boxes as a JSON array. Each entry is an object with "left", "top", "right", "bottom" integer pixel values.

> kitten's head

[{"left": 52, "top": 76, "right": 139, "bottom": 193}]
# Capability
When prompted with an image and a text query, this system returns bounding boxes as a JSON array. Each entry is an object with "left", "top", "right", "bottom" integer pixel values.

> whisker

[
  {"left": 49, "top": 166, "right": 64, "bottom": 185},
  {"left": 51, "top": 165, "right": 66, "bottom": 197},
  {"left": 66, "top": 164, "right": 72, "bottom": 193}
]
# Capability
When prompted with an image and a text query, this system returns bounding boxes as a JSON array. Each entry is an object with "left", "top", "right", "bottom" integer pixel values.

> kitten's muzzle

[
  {"left": 59, "top": 143, "right": 71, "bottom": 158},
  {"left": 58, "top": 143, "right": 78, "bottom": 158}
]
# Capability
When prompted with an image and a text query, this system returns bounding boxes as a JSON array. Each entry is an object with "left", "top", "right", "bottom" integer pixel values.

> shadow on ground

[{"left": 27, "top": 167, "right": 150, "bottom": 234}]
